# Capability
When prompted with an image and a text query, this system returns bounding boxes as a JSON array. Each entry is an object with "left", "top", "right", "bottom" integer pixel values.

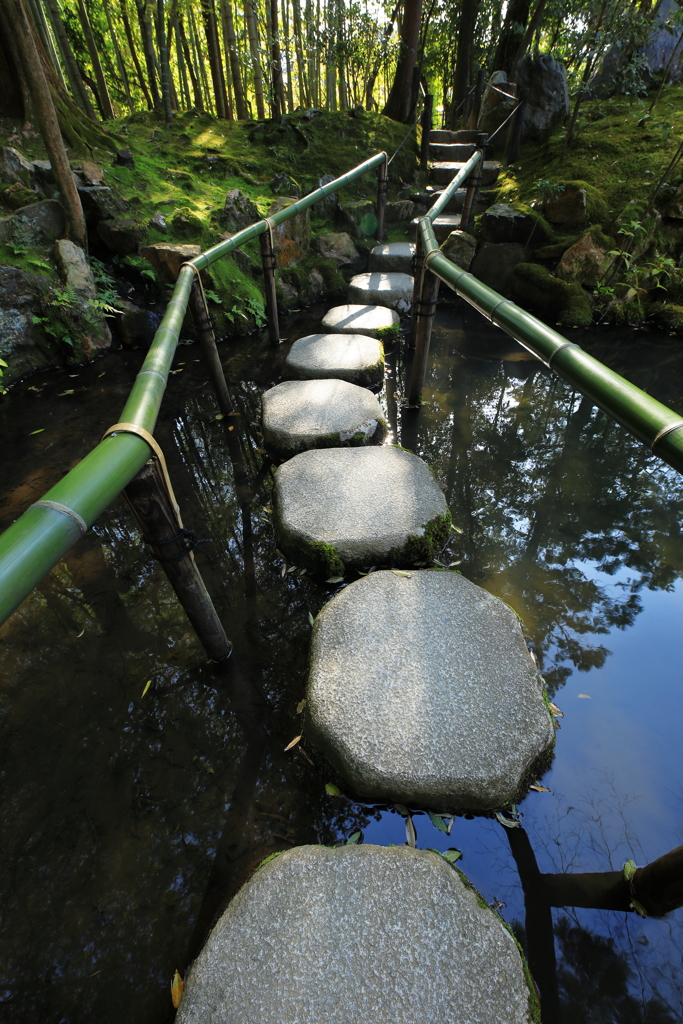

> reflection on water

[{"left": 0, "top": 301, "right": 682, "bottom": 1022}]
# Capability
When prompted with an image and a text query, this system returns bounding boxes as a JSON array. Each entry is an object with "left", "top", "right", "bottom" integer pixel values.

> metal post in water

[
  {"left": 460, "top": 132, "right": 487, "bottom": 232},
  {"left": 259, "top": 227, "right": 280, "bottom": 346},
  {"left": 376, "top": 156, "right": 388, "bottom": 244},
  {"left": 407, "top": 263, "right": 440, "bottom": 405}
]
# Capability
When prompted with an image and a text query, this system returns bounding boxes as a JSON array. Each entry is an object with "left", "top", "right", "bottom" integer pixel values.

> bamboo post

[
  {"left": 420, "top": 93, "right": 433, "bottom": 168},
  {"left": 188, "top": 277, "right": 235, "bottom": 417},
  {"left": 507, "top": 89, "right": 527, "bottom": 164},
  {"left": 376, "top": 156, "right": 388, "bottom": 244},
  {"left": 124, "top": 460, "right": 232, "bottom": 663},
  {"left": 407, "top": 262, "right": 440, "bottom": 405},
  {"left": 259, "top": 227, "right": 280, "bottom": 346},
  {"left": 470, "top": 67, "right": 485, "bottom": 128},
  {"left": 460, "top": 132, "right": 487, "bottom": 232},
  {"left": 408, "top": 229, "right": 424, "bottom": 350}
]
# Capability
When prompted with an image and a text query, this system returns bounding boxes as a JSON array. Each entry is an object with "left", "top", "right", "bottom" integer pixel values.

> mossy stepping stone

[
  {"left": 321, "top": 303, "right": 399, "bottom": 340},
  {"left": 368, "top": 242, "right": 415, "bottom": 274},
  {"left": 347, "top": 271, "right": 414, "bottom": 313},
  {"left": 273, "top": 447, "right": 450, "bottom": 573},
  {"left": 307, "top": 570, "right": 555, "bottom": 811},
  {"left": 283, "top": 332, "right": 384, "bottom": 388},
  {"left": 261, "top": 379, "right": 387, "bottom": 460},
  {"left": 176, "top": 845, "right": 538, "bottom": 1024}
]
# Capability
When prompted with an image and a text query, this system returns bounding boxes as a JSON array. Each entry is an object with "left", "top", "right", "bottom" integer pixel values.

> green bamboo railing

[{"left": 0, "top": 152, "right": 387, "bottom": 626}]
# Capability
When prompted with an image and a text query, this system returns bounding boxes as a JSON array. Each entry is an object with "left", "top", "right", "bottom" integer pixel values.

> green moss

[
  {"left": 652, "top": 304, "right": 683, "bottom": 333},
  {"left": 386, "top": 511, "right": 452, "bottom": 566},
  {"left": 512, "top": 262, "right": 593, "bottom": 327},
  {"left": 376, "top": 323, "right": 400, "bottom": 344},
  {"left": 307, "top": 541, "right": 345, "bottom": 577}
]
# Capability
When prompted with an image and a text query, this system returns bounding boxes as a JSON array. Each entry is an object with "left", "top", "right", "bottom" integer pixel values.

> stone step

[
  {"left": 410, "top": 189, "right": 490, "bottom": 216},
  {"left": 347, "top": 271, "right": 413, "bottom": 313},
  {"left": 429, "top": 160, "right": 501, "bottom": 187},
  {"left": 410, "top": 213, "right": 461, "bottom": 243},
  {"left": 261, "top": 379, "right": 387, "bottom": 460},
  {"left": 321, "top": 304, "right": 399, "bottom": 339},
  {"left": 283, "top": 333, "right": 384, "bottom": 389},
  {"left": 273, "top": 447, "right": 449, "bottom": 573},
  {"left": 176, "top": 845, "right": 537, "bottom": 1024},
  {"left": 429, "top": 128, "right": 479, "bottom": 144},
  {"left": 307, "top": 569, "right": 554, "bottom": 810},
  {"left": 429, "top": 142, "right": 475, "bottom": 162},
  {"left": 367, "top": 241, "right": 415, "bottom": 274}
]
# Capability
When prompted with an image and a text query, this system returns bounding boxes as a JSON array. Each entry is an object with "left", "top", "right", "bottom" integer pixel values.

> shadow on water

[{"left": 0, "top": 299, "right": 682, "bottom": 1021}]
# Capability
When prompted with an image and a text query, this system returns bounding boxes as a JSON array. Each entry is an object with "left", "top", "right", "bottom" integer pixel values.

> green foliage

[
  {"left": 0, "top": 357, "right": 7, "bottom": 395},
  {"left": 306, "top": 541, "right": 345, "bottom": 578}
]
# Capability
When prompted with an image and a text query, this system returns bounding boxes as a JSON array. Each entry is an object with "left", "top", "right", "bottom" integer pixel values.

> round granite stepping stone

[
  {"left": 307, "top": 570, "right": 554, "bottom": 811},
  {"left": 273, "top": 447, "right": 450, "bottom": 574},
  {"left": 368, "top": 241, "right": 415, "bottom": 274},
  {"left": 283, "top": 332, "right": 384, "bottom": 388},
  {"left": 348, "top": 271, "right": 414, "bottom": 312},
  {"left": 321, "top": 303, "right": 399, "bottom": 339},
  {"left": 262, "top": 379, "right": 387, "bottom": 459},
  {"left": 176, "top": 845, "right": 537, "bottom": 1024}
]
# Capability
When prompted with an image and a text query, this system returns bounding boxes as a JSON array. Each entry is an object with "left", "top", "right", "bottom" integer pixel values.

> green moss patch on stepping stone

[
  {"left": 307, "top": 570, "right": 555, "bottom": 811},
  {"left": 176, "top": 845, "right": 538, "bottom": 1024},
  {"left": 321, "top": 303, "right": 399, "bottom": 339},
  {"left": 261, "top": 379, "right": 387, "bottom": 459},
  {"left": 273, "top": 447, "right": 450, "bottom": 572},
  {"left": 348, "top": 271, "right": 414, "bottom": 312},
  {"left": 283, "top": 332, "right": 384, "bottom": 388}
]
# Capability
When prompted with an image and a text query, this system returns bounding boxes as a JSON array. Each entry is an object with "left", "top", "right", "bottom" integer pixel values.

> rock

[
  {"left": 315, "top": 173, "right": 338, "bottom": 219},
  {"left": 0, "top": 266, "right": 53, "bottom": 383},
  {"left": 470, "top": 242, "right": 527, "bottom": 298},
  {"left": 139, "top": 242, "right": 206, "bottom": 284},
  {"left": 277, "top": 279, "right": 300, "bottom": 308},
  {"left": 337, "top": 198, "right": 377, "bottom": 238},
  {"left": 118, "top": 303, "right": 163, "bottom": 347},
  {"left": 429, "top": 160, "right": 501, "bottom": 187},
  {"left": 664, "top": 184, "right": 683, "bottom": 220},
  {"left": 515, "top": 54, "right": 570, "bottom": 141},
  {"left": 273, "top": 447, "right": 450, "bottom": 572},
  {"left": 321, "top": 303, "right": 399, "bottom": 339},
  {"left": 440, "top": 229, "right": 477, "bottom": 270},
  {"left": 96, "top": 217, "right": 146, "bottom": 256},
  {"left": 314, "top": 231, "right": 360, "bottom": 266},
  {"left": 543, "top": 185, "right": 587, "bottom": 226},
  {"left": 556, "top": 227, "right": 612, "bottom": 287},
  {"left": 176, "top": 845, "right": 536, "bottom": 1024},
  {"left": 114, "top": 149, "right": 135, "bottom": 168},
  {"left": 0, "top": 199, "right": 65, "bottom": 245},
  {"left": 54, "top": 239, "right": 111, "bottom": 354},
  {"left": 0, "top": 147, "right": 33, "bottom": 186},
  {"left": 268, "top": 196, "right": 310, "bottom": 266},
  {"left": 639, "top": 0, "right": 683, "bottom": 82},
  {"left": 270, "top": 172, "right": 301, "bottom": 197},
  {"left": 512, "top": 262, "right": 593, "bottom": 328},
  {"left": 410, "top": 213, "right": 463, "bottom": 244},
  {"left": 77, "top": 186, "right": 129, "bottom": 224},
  {"left": 220, "top": 189, "right": 260, "bottom": 233},
  {"left": 148, "top": 210, "right": 168, "bottom": 231},
  {"left": 348, "top": 271, "right": 414, "bottom": 313},
  {"left": 81, "top": 161, "right": 105, "bottom": 186},
  {"left": 262, "top": 379, "right": 387, "bottom": 459},
  {"left": 308, "top": 268, "right": 324, "bottom": 299},
  {"left": 283, "top": 332, "right": 384, "bottom": 388},
  {"left": 480, "top": 204, "right": 553, "bottom": 246},
  {"left": 384, "top": 199, "right": 415, "bottom": 224},
  {"left": 368, "top": 242, "right": 414, "bottom": 274},
  {"left": 0, "top": 183, "right": 41, "bottom": 210},
  {"left": 308, "top": 570, "right": 554, "bottom": 808}
]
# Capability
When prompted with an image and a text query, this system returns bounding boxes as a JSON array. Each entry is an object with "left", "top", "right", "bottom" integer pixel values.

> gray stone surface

[
  {"left": 314, "top": 231, "right": 360, "bottom": 266},
  {"left": 308, "top": 570, "right": 554, "bottom": 810},
  {"left": 0, "top": 199, "right": 65, "bottom": 245},
  {"left": 441, "top": 229, "right": 477, "bottom": 270},
  {"left": 176, "top": 845, "right": 534, "bottom": 1024},
  {"left": 348, "top": 271, "right": 414, "bottom": 313},
  {"left": 0, "top": 147, "right": 32, "bottom": 186},
  {"left": 321, "top": 303, "right": 399, "bottom": 338},
  {"left": 368, "top": 242, "right": 415, "bottom": 273},
  {"left": 429, "top": 160, "right": 500, "bottom": 187},
  {"left": 54, "top": 239, "right": 111, "bottom": 354},
  {"left": 515, "top": 54, "right": 569, "bottom": 141},
  {"left": 410, "top": 213, "right": 461, "bottom": 243},
  {"left": 283, "top": 332, "right": 384, "bottom": 388},
  {"left": 274, "top": 447, "right": 449, "bottom": 571},
  {"left": 471, "top": 242, "right": 526, "bottom": 298},
  {"left": 262, "top": 379, "right": 386, "bottom": 459},
  {"left": 480, "top": 204, "right": 552, "bottom": 246}
]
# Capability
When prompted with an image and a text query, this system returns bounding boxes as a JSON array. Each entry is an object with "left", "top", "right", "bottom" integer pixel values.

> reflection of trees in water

[{"left": 413, "top": 353, "right": 683, "bottom": 695}]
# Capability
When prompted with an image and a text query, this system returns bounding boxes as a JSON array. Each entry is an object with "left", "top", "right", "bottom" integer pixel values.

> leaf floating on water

[
  {"left": 30, "top": 428, "right": 44, "bottom": 435},
  {"left": 58, "top": 389, "right": 74, "bottom": 396},
  {"left": 578, "top": 693, "right": 592, "bottom": 699},
  {"left": 275, "top": 549, "right": 285, "bottom": 559},
  {"left": 448, "top": 561, "right": 462, "bottom": 567},
  {"left": 495, "top": 812, "right": 521, "bottom": 828},
  {"left": 391, "top": 569, "right": 412, "bottom": 578},
  {"left": 346, "top": 830, "right": 362, "bottom": 844},
  {"left": 296, "top": 699, "right": 307, "bottom": 713},
  {"left": 326, "top": 576, "right": 344, "bottom": 583},
  {"left": 393, "top": 803, "right": 409, "bottom": 816},
  {"left": 428, "top": 810, "right": 449, "bottom": 833},
  {"left": 141, "top": 680, "right": 152, "bottom": 698},
  {"left": 325, "top": 782, "right": 341, "bottom": 796},
  {"left": 623, "top": 860, "right": 638, "bottom": 881},
  {"left": 549, "top": 702, "right": 564, "bottom": 718},
  {"left": 262, "top": 507, "right": 272, "bottom": 514},
  {"left": 529, "top": 784, "right": 551, "bottom": 793},
  {"left": 287, "top": 565, "right": 297, "bottom": 573},
  {"left": 171, "top": 970, "right": 184, "bottom": 1009},
  {"left": 442, "top": 849, "right": 462, "bottom": 864},
  {"left": 451, "top": 525, "right": 463, "bottom": 534},
  {"left": 405, "top": 815, "right": 417, "bottom": 847},
  {"left": 75, "top": 627, "right": 85, "bottom": 638},
  {"left": 284, "top": 734, "right": 302, "bottom": 751},
  {"left": 431, "top": 558, "right": 446, "bottom": 567},
  {"left": 307, "top": 612, "right": 315, "bottom": 627},
  {"left": 281, "top": 563, "right": 287, "bottom": 577},
  {"left": 630, "top": 898, "right": 648, "bottom": 919},
  {"left": 215, "top": 413, "right": 225, "bottom": 420}
]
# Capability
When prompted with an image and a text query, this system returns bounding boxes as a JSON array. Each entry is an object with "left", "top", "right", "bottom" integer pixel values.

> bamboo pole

[
  {"left": 259, "top": 229, "right": 281, "bottom": 346},
  {"left": 375, "top": 154, "right": 388, "bottom": 244},
  {"left": 407, "top": 263, "right": 440, "bottom": 405},
  {"left": 76, "top": 0, "right": 115, "bottom": 118},
  {"left": 459, "top": 132, "right": 487, "bottom": 231}
]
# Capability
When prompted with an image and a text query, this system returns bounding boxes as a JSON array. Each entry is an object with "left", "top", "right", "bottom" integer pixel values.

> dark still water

[{"left": 1, "top": 298, "right": 682, "bottom": 1023}]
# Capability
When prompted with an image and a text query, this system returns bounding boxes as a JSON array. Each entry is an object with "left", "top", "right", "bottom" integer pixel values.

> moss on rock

[
  {"left": 386, "top": 511, "right": 452, "bottom": 566},
  {"left": 512, "top": 262, "right": 593, "bottom": 327}
]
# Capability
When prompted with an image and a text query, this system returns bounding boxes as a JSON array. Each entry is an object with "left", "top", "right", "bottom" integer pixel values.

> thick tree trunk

[
  {"left": 244, "top": 0, "right": 266, "bottom": 118},
  {"left": 222, "top": 0, "right": 248, "bottom": 117},
  {"left": 76, "top": 0, "right": 115, "bottom": 118},
  {"left": 451, "top": 0, "right": 478, "bottom": 128},
  {"left": 492, "top": 0, "right": 531, "bottom": 76},
  {"left": 43, "top": 0, "right": 98, "bottom": 118},
  {"left": 382, "top": 0, "right": 423, "bottom": 122}
]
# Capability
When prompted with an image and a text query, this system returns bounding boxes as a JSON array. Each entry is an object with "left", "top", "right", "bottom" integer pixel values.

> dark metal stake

[
  {"left": 420, "top": 92, "right": 433, "bottom": 168},
  {"left": 259, "top": 227, "right": 280, "bottom": 346},
  {"left": 376, "top": 156, "right": 388, "bottom": 244},
  {"left": 460, "top": 132, "right": 487, "bottom": 232},
  {"left": 124, "top": 459, "right": 232, "bottom": 663},
  {"left": 408, "top": 263, "right": 440, "bottom": 405}
]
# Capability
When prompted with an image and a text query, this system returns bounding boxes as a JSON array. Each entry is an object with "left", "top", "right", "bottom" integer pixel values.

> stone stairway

[{"left": 175, "top": 221, "right": 549, "bottom": 1023}]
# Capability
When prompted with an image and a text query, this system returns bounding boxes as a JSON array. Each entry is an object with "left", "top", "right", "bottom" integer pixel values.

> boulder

[
  {"left": 515, "top": 54, "right": 570, "bottom": 141},
  {"left": 262, "top": 379, "right": 387, "bottom": 459},
  {"left": 96, "top": 217, "right": 146, "bottom": 256},
  {"left": 0, "top": 199, "right": 65, "bottom": 245},
  {"left": 268, "top": 196, "right": 310, "bottom": 266},
  {"left": 479, "top": 203, "right": 553, "bottom": 246},
  {"left": 77, "top": 186, "right": 129, "bottom": 224},
  {"left": 512, "top": 262, "right": 593, "bottom": 327},
  {"left": 54, "top": 239, "right": 111, "bottom": 355},
  {"left": 314, "top": 231, "right": 360, "bottom": 266},
  {"left": 470, "top": 242, "right": 526, "bottom": 297},
  {"left": 337, "top": 198, "right": 377, "bottom": 238},
  {"left": 176, "top": 845, "right": 536, "bottom": 1024},
  {"left": 321, "top": 304, "right": 400, "bottom": 339},
  {"left": 273, "top": 447, "right": 450, "bottom": 573},
  {"left": 384, "top": 200, "right": 415, "bottom": 224},
  {"left": 283, "top": 332, "right": 384, "bottom": 388},
  {"left": 148, "top": 210, "right": 168, "bottom": 231},
  {"left": 220, "top": 189, "right": 260, "bottom": 233},
  {"left": 543, "top": 185, "right": 587, "bottom": 226},
  {"left": 440, "top": 230, "right": 477, "bottom": 270},
  {"left": 0, "top": 266, "right": 53, "bottom": 382},
  {"left": 368, "top": 242, "right": 414, "bottom": 274},
  {"left": 81, "top": 161, "right": 105, "bottom": 186},
  {"left": 307, "top": 570, "right": 554, "bottom": 809},
  {"left": 556, "top": 227, "right": 613, "bottom": 287},
  {"left": 348, "top": 271, "right": 414, "bottom": 313},
  {"left": 0, "top": 147, "right": 33, "bottom": 186},
  {"left": 1, "top": 183, "right": 41, "bottom": 210},
  {"left": 270, "top": 172, "right": 301, "bottom": 197},
  {"left": 139, "top": 242, "right": 207, "bottom": 284},
  {"left": 315, "top": 173, "right": 338, "bottom": 219}
]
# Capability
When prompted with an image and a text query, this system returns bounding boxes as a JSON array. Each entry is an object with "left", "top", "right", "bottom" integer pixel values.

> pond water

[{"left": 1, "top": 298, "right": 682, "bottom": 1023}]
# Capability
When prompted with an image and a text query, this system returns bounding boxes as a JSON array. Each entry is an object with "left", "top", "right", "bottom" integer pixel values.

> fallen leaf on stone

[
  {"left": 405, "top": 816, "right": 417, "bottom": 847},
  {"left": 307, "top": 612, "right": 315, "bottom": 626},
  {"left": 325, "top": 782, "right": 341, "bottom": 796},
  {"left": 578, "top": 693, "right": 592, "bottom": 699},
  {"left": 326, "top": 576, "right": 344, "bottom": 583},
  {"left": 391, "top": 569, "right": 412, "bottom": 578},
  {"left": 442, "top": 849, "right": 462, "bottom": 864},
  {"left": 284, "top": 735, "right": 301, "bottom": 751},
  {"left": 171, "top": 970, "right": 183, "bottom": 1009},
  {"left": 529, "top": 784, "right": 551, "bottom": 793},
  {"left": 428, "top": 810, "right": 449, "bottom": 833},
  {"left": 549, "top": 702, "right": 563, "bottom": 718},
  {"left": 495, "top": 812, "right": 521, "bottom": 828},
  {"left": 346, "top": 830, "right": 362, "bottom": 844},
  {"left": 141, "top": 680, "right": 152, "bottom": 698}
]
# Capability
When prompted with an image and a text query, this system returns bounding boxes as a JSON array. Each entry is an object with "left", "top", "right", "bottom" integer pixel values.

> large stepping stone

[
  {"left": 348, "top": 271, "right": 413, "bottom": 313},
  {"left": 283, "top": 332, "right": 384, "bottom": 388},
  {"left": 321, "top": 303, "right": 399, "bottom": 339},
  {"left": 368, "top": 241, "right": 415, "bottom": 274},
  {"left": 307, "top": 570, "right": 555, "bottom": 810},
  {"left": 273, "top": 447, "right": 450, "bottom": 574},
  {"left": 430, "top": 160, "right": 501, "bottom": 187},
  {"left": 429, "top": 142, "right": 476, "bottom": 161},
  {"left": 261, "top": 379, "right": 387, "bottom": 459},
  {"left": 176, "top": 845, "right": 537, "bottom": 1024}
]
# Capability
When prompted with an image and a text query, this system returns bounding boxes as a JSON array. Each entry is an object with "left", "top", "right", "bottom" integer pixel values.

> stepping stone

[
  {"left": 368, "top": 241, "right": 415, "bottom": 274},
  {"left": 430, "top": 128, "right": 479, "bottom": 144},
  {"left": 410, "top": 213, "right": 461, "bottom": 243},
  {"left": 321, "top": 303, "right": 399, "bottom": 340},
  {"left": 273, "top": 447, "right": 450, "bottom": 574},
  {"left": 261, "top": 379, "right": 387, "bottom": 459},
  {"left": 348, "top": 271, "right": 413, "bottom": 313},
  {"left": 283, "top": 332, "right": 384, "bottom": 388},
  {"left": 430, "top": 160, "right": 501, "bottom": 187},
  {"left": 429, "top": 142, "right": 476, "bottom": 161},
  {"left": 307, "top": 570, "right": 555, "bottom": 810},
  {"left": 176, "top": 845, "right": 537, "bottom": 1024}
]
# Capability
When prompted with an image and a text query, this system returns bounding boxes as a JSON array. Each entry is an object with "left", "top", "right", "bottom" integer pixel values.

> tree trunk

[
  {"left": 382, "top": 0, "right": 423, "bottom": 122},
  {"left": 282, "top": 0, "right": 294, "bottom": 110},
  {"left": 119, "top": 0, "right": 153, "bottom": 108},
  {"left": 492, "top": 0, "right": 531, "bottom": 76},
  {"left": 189, "top": 6, "right": 214, "bottom": 113},
  {"left": 244, "top": 0, "right": 266, "bottom": 118},
  {"left": 43, "top": 0, "right": 98, "bottom": 118},
  {"left": 222, "top": 0, "right": 247, "bottom": 117},
  {"left": 103, "top": 2, "right": 135, "bottom": 113},
  {"left": 451, "top": 0, "right": 478, "bottom": 128},
  {"left": 291, "top": 0, "right": 308, "bottom": 105},
  {"left": 155, "top": 0, "right": 173, "bottom": 120},
  {"left": 135, "top": 0, "right": 161, "bottom": 108},
  {"left": 2, "top": 0, "right": 86, "bottom": 247},
  {"left": 179, "top": 16, "right": 204, "bottom": 109},
  {"left": 203, "top": 0, "right": 228, "bottom": 117},
  {"left": 511, "top": 0, "right": 549, "bottom": 71},
  {"left": 270, "top": 0, "right": 286, "bottom": 115},
  {"left": 76, "top": 0, "right": 115, "bottom": 118}
]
